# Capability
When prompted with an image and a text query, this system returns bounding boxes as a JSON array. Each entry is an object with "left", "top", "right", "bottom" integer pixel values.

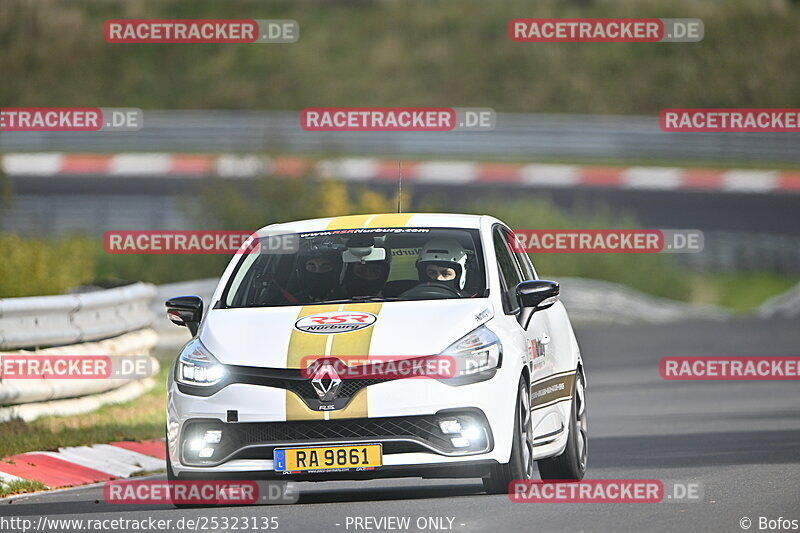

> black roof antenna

[{"left": 397, "top": 160, "right": 403, "bottom": 213}]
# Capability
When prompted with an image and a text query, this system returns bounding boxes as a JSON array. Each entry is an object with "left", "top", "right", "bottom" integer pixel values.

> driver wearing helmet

[
  {"left": 295, "top": 241, "right": 343, "bottom": 303},
  {"left": 416, "top": 238, "right": 469, "bottom": 295}
]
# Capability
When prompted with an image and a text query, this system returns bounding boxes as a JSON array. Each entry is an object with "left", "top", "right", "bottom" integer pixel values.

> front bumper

[{"left": 167, "top": 370, "right": 519, "bottom": 478}]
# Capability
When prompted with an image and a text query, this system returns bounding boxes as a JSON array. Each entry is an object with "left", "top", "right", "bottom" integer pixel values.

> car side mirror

[
  {"left": 515, "top": 280, "right": 559, "bottom": 330},
  {"left": 517, "top": 280, "right": 559, "bottom": 310},
  {"left": 166, "top": 296, "right": 204, "bottom": 336}
]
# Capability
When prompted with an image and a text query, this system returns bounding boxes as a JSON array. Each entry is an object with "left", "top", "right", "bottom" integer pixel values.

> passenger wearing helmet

[
  {"left": 416, "top": 238, "right": 469, "bottom": 295},
  {"left": 341, "top": 235, "right": 391, "bottom": 297},
  {"left": 342, "top": 254, "right": 391, "bottom": 296},
  {"left": 295, "top": 241, "right": 343, "bottom": 302}
]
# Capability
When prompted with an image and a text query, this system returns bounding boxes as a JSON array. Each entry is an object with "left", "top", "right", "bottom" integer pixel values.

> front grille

[
  {"left": 337, "top": 378, "right": 386, "bottom": 397},
  {"left": 232, "top": 416, "right": 445, "bottom": 444},
  {"left": 283, "top": 378, "right": 387, "bottom": 401},
  {"left": 182, "top": 412, "right": 491, "bottom": 465},
  {"left": 178, "top": 364, "right": 391, "bottom": 411}
]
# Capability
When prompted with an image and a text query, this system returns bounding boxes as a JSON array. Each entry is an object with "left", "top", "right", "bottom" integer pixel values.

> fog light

[
  {"left": 450, "top": 437, "right": 470, "bottom": 448},
  {"left": 198, "top": 447, "right": 214, "bottom": 458},
  {"left": 439, "top": 418, "right": 462, "bottom": 435},
  {"left": 462, "top": 425, "right": 482, "bottom": 441},
  {"left": 189, "top": 438, "right": 205, "bottom": 451},
  {"left": 204, "top": 430, "right": 222, "bottom": 444}
]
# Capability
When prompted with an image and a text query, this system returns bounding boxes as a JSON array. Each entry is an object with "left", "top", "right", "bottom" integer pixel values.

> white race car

[{"left": 165, "top": 213, "right": 587, "bottom": 493}]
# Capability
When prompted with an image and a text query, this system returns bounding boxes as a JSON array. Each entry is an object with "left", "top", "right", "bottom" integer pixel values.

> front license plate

[{"left": 274, "top": 444, "right": 382, "bottom": 472}]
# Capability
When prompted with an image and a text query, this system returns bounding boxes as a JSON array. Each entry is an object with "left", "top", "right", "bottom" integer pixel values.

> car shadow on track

[
  {"left": 295, "top": 481, "right": 486, "bottom": 505},
  {"left": 0, "top": 481, "right": 487, "bottom": 517}
]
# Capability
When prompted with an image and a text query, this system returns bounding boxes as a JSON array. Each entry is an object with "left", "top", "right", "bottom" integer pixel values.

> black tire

[
  {"left": 166, "top": 441, "right": 177, "bottom": 481},
  {"left": 483, "top": 375, "right": 535, "bottom": 494},
  {"left": 537, "top": 371, "right": 587, "bottom": 480}
]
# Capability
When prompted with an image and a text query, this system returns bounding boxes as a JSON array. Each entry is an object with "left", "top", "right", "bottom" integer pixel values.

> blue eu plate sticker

[{"left": 274, "top": 449, "right": 286, "bottom": 471}]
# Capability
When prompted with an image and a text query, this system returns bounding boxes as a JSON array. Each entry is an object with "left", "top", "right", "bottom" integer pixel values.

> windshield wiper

[{"left": 317, "top": 296, "right": 403, "bottom": 304}]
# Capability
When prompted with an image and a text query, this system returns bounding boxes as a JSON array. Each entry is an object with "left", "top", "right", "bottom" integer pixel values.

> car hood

[{"left": 199, "top": 299, "right": 495, "bottom": 368}]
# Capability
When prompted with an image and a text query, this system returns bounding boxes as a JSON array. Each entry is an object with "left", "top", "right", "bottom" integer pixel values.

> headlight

[
  {"left": 175, "top": 338, "right": 225, "bottom": 387},
  {"left": 439, "top": 325, "right": 502, "bottom": 377}
]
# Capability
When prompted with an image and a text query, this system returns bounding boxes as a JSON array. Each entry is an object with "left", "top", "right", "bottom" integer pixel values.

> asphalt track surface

[{"left": 3, "top": 317, "right": 799, "bottom": 533}]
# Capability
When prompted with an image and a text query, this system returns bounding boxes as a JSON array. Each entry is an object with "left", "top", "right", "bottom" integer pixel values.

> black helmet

[
  {"left": 340, "top": 235, "right": 391, "bottom": 296},
  {"left": 297, "top": 239, "right": 343, "bottom": 299}
]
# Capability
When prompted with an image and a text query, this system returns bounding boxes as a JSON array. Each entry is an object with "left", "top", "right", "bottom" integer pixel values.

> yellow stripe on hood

[
  {"left": 285, "top": 303, "right": 383, "bottom": 420},
  {"left": 328, "top": 303, "right": 382, "bottom": 420},
  {"left": 285, "top": 304, "right": 333, "bottom": 421}
]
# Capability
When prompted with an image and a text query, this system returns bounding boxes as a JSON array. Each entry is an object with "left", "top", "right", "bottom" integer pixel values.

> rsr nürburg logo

[{"left": 295, "top": 312, "right": 377, "bottom": 334}]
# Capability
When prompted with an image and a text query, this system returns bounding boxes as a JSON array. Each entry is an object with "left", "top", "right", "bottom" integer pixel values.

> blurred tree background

[
  {"left": 1, "top": 0, "right": 798, "bottom": 113},
  {"left": 1, "top": 0, "right": 797, "bottom": 307}
]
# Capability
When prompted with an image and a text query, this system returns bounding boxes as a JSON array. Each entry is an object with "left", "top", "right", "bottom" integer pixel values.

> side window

[
  {"left": 225, "top": 250, "right": 260, "bottom": 306},
  {"left": 493, "top": 227, "right": 524, "bottom": 312},
  {"left": 503, "top": 228, "right": 536, "bottom": 280}
]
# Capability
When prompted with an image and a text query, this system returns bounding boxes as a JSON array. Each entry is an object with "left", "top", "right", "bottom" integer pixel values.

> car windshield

[{"left": 223, "top": 227, "right": 487, "bottom": 307}]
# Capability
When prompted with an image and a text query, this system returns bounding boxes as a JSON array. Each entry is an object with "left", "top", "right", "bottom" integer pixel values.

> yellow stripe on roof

[
  {"left": 366, "top": 213, "right": 414, "bottom": 228},
  {"left": 325, "top": 213, "right": 415, "bottom": 230},
  {"left": 326, "top": 214, "right": 372, "bottom": 230}
]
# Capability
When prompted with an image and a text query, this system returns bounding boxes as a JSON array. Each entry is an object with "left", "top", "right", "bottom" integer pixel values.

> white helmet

[{"left": 417, "top": 238, "right": 469, "bottom": 290}]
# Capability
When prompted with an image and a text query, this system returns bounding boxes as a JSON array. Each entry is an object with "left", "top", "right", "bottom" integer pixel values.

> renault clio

[{"left": 165, "top": 213, "right": 587, "bottom": 493}]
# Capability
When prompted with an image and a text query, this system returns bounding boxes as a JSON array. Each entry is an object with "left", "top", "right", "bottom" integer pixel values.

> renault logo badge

[{"left": 311, "top": 362, "right": 342, "bottom": 402}]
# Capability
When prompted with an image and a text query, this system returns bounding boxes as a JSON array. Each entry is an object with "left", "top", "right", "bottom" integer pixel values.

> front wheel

[
  {"left": 537, "top": 371, "right": 587, "bottom": 480},
  {"left": 482, "top": 376, "right": 535, "bottom": 494}
]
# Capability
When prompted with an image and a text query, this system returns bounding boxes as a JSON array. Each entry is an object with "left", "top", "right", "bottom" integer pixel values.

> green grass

[
  {"left": 690, "top": 272, "right": 800, "bottom": 314},
  {"left": 0, "top": 363, "right": 169, "bottom": 461},
  {"left": 0, "top": 480, "right": 47, "bottom": 498}
]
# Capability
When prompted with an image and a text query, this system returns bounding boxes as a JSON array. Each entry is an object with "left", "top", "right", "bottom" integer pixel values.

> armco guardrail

[
  {"left": 0, "top": 283, "right": 160, "bottom": 421},
  {"left": 0, "top": 330, "right": 158, "bottom": 405},
  {"left": 0, "top": 283, "right": 156, "bottom": 350},
  {"left": 557, "top": 277, "right": 729, "bottom": 325},
  {"left": 1, "top": 111, "right": 799, "bottom": 163},
  {"left": 758, "top": 281, "right": 800, "bottom": 319}
]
